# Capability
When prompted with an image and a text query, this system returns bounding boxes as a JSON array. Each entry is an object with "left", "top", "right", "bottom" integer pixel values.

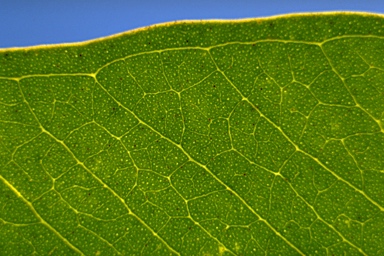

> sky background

[{"left": 1, "top": 0, "right": 384, "bottom": 48}]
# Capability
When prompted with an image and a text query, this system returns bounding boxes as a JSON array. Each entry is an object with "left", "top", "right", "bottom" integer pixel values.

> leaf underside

[{"left": 1, "top": 12, "right": 384, "bottom": 256}]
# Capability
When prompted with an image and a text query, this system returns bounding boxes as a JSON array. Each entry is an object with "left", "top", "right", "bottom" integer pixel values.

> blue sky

[{"left": 1, "top": 0, "right": 383, "bottom": 48}]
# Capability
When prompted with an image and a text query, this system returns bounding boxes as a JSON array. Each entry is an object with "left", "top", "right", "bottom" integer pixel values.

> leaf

[{"left": 0, "top": 12, "right": 384, "bottom": 256}]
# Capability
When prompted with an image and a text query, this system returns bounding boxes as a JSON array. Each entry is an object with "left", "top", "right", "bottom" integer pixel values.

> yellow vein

[
  {"left": 94, "top": 79, "right": 306, "bottom": 255},
  {"left": 208, "top": 50, "right": 384, "bottom": 212},
  {"left": 78, "top": 224, "right": 121, "bottom": 255},
  {"left": 41, "top": 119, "right": 180, "bottom": 256},
  {"left": 0, "top": 175, "right": 85, "bottom": 256},
  {"left": 1, "top": 34, "right": 383, "bottom": 81},
  {"left": 234, "top": 147, "right": 368, "bottom": 256},
  {"left": 319, "top": 44, "right": 383, "bottom": 132},
  {"left": 16, "top": 81, "right": 181, "bottom": 256},
  {"left": 93, "top": 117, "right": 238, "bottom": 254}
]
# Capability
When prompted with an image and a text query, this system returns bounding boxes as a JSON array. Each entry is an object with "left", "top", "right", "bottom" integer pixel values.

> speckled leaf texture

[{"left": 1, "top": 12, "right": 384, "bottom": 256}]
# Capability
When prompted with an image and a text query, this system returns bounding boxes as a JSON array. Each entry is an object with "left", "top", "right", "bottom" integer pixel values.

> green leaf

[{"left": 1, "top": 12, "right": 384, "bottom": 256}]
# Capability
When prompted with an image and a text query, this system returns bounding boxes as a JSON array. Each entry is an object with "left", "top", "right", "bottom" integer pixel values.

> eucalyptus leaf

[{"left": 1, "top": 12, "right": 384, "bottom": 256}]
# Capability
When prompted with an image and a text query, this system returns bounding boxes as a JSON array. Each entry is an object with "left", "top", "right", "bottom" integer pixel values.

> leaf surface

[{"left": 1, "top": 12, "right": 384, "bottom": 256}]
